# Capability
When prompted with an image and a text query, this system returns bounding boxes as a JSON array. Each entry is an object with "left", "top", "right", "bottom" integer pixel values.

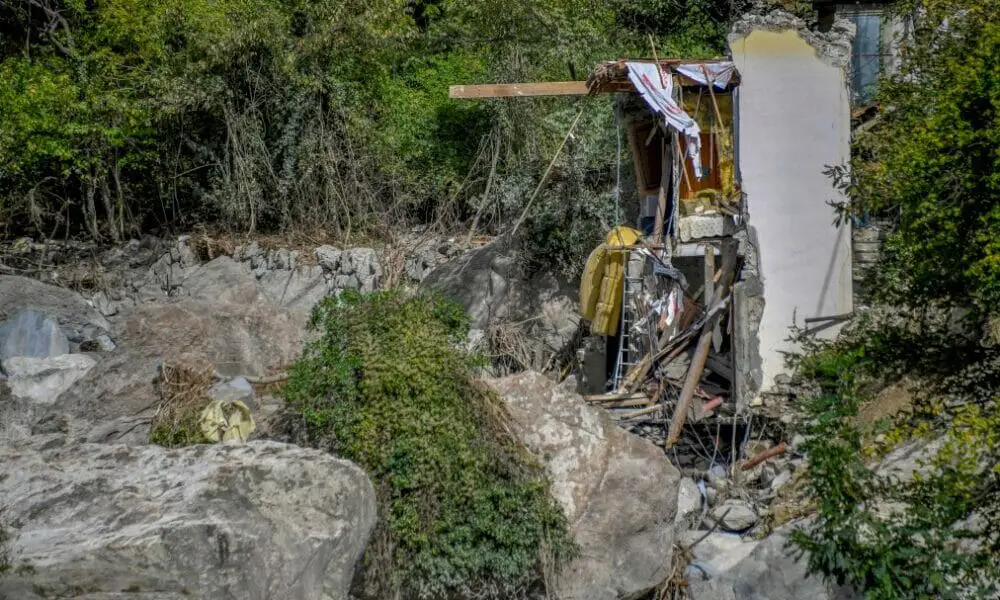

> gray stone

[
  {"left": 341, "top": 248, "right": 382, "bottom": 292},
  {"left": 686, "top": 522, "right": 859, "bottom": 600},
  {"left": 95, "top": 333, "right": 117, "bottom": 351},
  {"left": 677, "top": 477, "right": 703, "bottom": 525},
  {"left": 422, "top": 239, "right": 581, "bottom": 368},
  {"left": 0, "top": 440, "right": 376, "bottom": 600},
  {"left": 315, "top": 245, "right": 342, "bottom": 271},
  {"left": 0, "top": 275, "right": 112, "bottom": 346},
  {"left": 709, "top": 500, "right": 758, "bottom": 532},
  {"left": 876, "top": 437, "right": 946, "bottom": 483},
  {"left": 487, "top": 371, "right": 680, "bottom": 600},
  {"left": 0, "top": 310, "right": 69, "bottom": 361},
  {"left": 45, "top": 299, "right": 302, "bottom": 445},
  {"left": 258, "top": 265, "right": 329, "bottom": 325},
  {"left": 184, "top": 256, "right": 264, "bottom": 305},
  {"left": 3, "top": 354, "right": 96, "bottom": 405},
  {"left": 681, "top": 531, "right": 759, "bottom": 582}
]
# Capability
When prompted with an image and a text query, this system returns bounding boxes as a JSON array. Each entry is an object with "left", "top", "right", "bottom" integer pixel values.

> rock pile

[{"left": 0, "top": 264, "right": 379, "bottom": 598}]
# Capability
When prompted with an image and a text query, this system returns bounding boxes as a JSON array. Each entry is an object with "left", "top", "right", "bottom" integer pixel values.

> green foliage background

[
  {"left": 282, "top": 289, "right": 576, "bottom": 599},
  {"left": 831, "top": 0, "right": 1000, "bottom": 315},
  {"left": 0, "top": 0, "right": 740, "bottom": 253},
  {"left": 792, "top": 2, "right": 1000, "bottom": 596}
]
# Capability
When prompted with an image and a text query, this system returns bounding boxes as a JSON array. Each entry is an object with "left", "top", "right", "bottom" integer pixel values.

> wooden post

[{"left": 666, "top": 244, "right": 737, "bottom": 448}]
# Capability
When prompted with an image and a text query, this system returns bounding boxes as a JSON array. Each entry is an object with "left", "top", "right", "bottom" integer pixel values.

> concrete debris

[{"left": 709, "top": 500, "right": 759, "bottom": 532}]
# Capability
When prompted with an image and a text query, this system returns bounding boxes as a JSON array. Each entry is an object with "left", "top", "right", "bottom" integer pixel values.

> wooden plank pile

[{"left": 584, "top": 242, "right": 738, "bottom": 449}]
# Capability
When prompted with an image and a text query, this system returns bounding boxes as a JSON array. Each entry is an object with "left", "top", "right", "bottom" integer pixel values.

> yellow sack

[
  {"left": 579, "top": 226, "right": 642, "bottom": 337},
  {"left": 199, "top": 399, "right": 256, "bottom": 443}
]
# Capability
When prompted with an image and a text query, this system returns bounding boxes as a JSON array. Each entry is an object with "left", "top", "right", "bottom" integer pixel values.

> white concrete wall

[{"left": 730, "top": 29, "right": 854, "bottom": 396}]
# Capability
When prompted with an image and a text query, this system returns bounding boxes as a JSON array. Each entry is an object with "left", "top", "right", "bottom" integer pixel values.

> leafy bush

[
  {"left": 282, "top": 289, "right": 576, "bottom": 599},
  {"left": 787, "top": 306, "right": 1000, "bottom": 598},
  {"left": 792, "top": 6, "right": 1000, "bottom": 591},
  {"left": 828, "top": 0, "right": 1000, "bottom": 320}
]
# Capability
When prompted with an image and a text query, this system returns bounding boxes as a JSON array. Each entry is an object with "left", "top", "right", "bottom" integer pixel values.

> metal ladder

[{"left": 611, "top": 252, "right": 645, "bottom": 390}]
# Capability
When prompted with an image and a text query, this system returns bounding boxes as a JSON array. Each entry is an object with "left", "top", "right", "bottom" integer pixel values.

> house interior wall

[{"left": 729, "top": 27, "right": 854, "bottom": 401}]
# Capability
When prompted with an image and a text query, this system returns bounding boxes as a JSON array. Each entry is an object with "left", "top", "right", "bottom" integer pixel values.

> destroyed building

[{"left": 450, "top": 16, "right": 858, "bottom": 460}]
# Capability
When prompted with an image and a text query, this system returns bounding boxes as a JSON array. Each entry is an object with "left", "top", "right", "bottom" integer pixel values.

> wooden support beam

[
  {"left": 450, "top": 82, "right": 588, "bottom": 98},
  {"left": 449, "top": 81, "right": 632, "bottom": 99}
]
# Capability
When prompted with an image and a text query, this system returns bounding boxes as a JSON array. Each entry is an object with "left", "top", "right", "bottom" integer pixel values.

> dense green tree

[
  {"left": 832, "top": 0, "right": 1000, "bottom": 316},
  {"left": 0, "top": 0, "right": 737, "bottom": 248},
  {"left": 796, "top": 2, "right": 1000, "bottom": 597}
]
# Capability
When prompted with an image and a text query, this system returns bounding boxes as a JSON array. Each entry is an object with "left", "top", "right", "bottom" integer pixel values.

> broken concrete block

[{"left": 679, "top": 214, "right": 736, "bottom": 242}]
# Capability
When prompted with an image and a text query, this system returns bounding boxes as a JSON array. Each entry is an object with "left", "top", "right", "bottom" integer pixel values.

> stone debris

[{"left": 708, "top": 500, "right": 759, "bottom": 532}]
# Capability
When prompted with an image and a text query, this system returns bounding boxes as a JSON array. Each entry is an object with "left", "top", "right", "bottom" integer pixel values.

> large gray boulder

[
  {"left": 0, "top": 439, "right": 376, "bottom": 600},
  {"left": 0, "top": 354, "right": 98, "bottom": 443},
  {"left": 44, "top": 299, "right": 302, "bottom": 444},
  {"left": 257, "top": 265, "right": 329, "bottom": 323},
  {"left": 422, "top": 239, "right": 580, "bottom": 368},
  {"left": 183, "top": 255, "right": 266, "bottom": 306},
  {"left": 487, "top": 371, "right": 680, "bottom": 600},
  {"left": 0, "top": 310, "right": 69, "bottom": 362},
  {"left": 685, "top": 523, "right": 858, "bottom": 600},
  {"left": 0, "top": 276, "right": 112, "bottom": 349}
]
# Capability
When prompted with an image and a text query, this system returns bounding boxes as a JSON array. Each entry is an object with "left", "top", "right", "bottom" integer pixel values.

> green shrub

[
  {"left": 827, "top": 0, "right": 1000, "bottom": 321},
  {"left": 788, "top": 308, "right": 1000, "bottom": 599},
  {"left": 282, "top": 288, "right": 576, "bottom": 599},
  {"left": 0, "top": 0, "right": 744, "bottom": 243}
]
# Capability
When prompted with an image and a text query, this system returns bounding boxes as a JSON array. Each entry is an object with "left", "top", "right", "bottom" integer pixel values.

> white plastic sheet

[
  {"left": 676, "top": 61, "right": 736, "bottom": 89},
  {"left": 625, "top": 61, "right": 704, "bottom": 178}
]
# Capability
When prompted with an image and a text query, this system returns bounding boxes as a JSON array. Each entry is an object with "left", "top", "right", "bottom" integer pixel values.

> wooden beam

[
  {"left": 449, "top": 81, "right": 634, "bottom": 99},
  {"left": 450, "top": 81, "right": 590, "bottom": 99}
]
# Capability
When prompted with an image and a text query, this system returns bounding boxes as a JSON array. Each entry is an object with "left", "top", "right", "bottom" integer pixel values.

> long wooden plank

[
  {"left": 450, "top": 81, "right": 635, "bottom": 99},
  {"left": 666, "top": 244, "right": 738, "bottom": 449},
  {"left": 450, "top": 82, "right": 590, "bottom": 99}
]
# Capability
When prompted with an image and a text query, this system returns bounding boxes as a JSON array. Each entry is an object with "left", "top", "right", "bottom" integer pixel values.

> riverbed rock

[
  {"left": 3, "top": 354, "right": 97, "bottom": 405},
  {"left": 487, "top": 371, "right": 680, "bottom": 600},
  {"left": 709, "top": 500, "right": 759, "bottom": 532},
  {"left": 0, "top": 439, "right": 376, "bottom": 600},
  {"left": 422, "top": 239, "right": 580, "bottom": 369},
  {"left": 686, "top": 522, "right": 858, "bottom": 600},
  {"left": 0, "top": 276, "right": 112, "bottom": 349},
  {"left": 0, "top": 310, "right": 69, "bottom": 361},
  {"left": 44, "top": 299, "right": 301, "bottom": 444}
]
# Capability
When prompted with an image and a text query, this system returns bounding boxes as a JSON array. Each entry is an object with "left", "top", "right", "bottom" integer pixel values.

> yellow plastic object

[
  {"left": 199, "top": 399, "right": 256, "bottom": 443},
  {"left": 579, "top": 226, "right": 642, "bottom": 336}
]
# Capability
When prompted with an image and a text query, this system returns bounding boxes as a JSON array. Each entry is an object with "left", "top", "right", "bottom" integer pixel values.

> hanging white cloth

[
  {"left": 625, "top": 61, "right": 704, "bottom": 179},
  {"left": 676, "top": 61, "right": 736, "bottom": 89}
]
